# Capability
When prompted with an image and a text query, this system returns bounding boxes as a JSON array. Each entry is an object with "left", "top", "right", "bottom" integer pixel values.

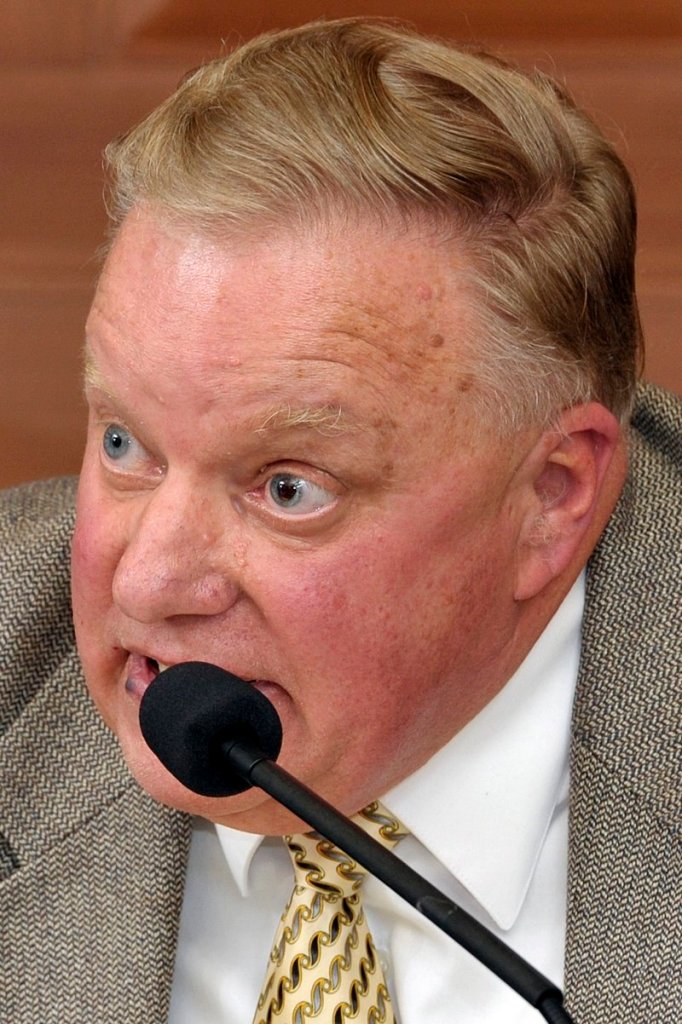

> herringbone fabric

[
  {"left": 0, "top": 383, "right": 679, "bottom": 1022},
  {"left": 254, "top": 802, "right": 407, "bottom": 1024},
  {"left": 564, "top": 383, "right": 682, "bottom": 1023},
  {"left": 0, "top": 478, "right": 191, "bottom": 1023}
]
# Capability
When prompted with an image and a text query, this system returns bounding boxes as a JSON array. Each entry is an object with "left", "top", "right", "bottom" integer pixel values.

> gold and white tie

[{"left": 253, "top": 801, "right": 407, "bottom": 1024}]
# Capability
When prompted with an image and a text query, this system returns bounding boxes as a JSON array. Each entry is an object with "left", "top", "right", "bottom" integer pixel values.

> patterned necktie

[{"left": 253, "top": 801, "right": 407, "bottom": 1024}]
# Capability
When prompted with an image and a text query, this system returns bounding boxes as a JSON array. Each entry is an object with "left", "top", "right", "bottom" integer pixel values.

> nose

[{"left": 112, "top": 482, "right": 243, "bottom": 624}]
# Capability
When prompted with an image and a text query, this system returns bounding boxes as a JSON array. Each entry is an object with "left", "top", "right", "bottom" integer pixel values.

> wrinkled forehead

[
  {"left": 96, "top": 205, "right": 473, "bottom": 354},
  {"left": 89, "top": 205, "right": 480, "bottom": 390}
]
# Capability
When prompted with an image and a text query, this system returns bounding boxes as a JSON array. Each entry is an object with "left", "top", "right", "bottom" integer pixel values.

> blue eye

[
  {"left": 103, "top": 424, "right": 133, "bottom": 461},
  {"left": 266, "top": 473, "right": 335, "bottom": 515}
]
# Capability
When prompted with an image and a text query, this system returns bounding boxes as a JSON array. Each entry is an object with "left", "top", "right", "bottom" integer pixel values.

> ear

[{"left": 514, "top": 403, "right": 625, "bottom": 601}]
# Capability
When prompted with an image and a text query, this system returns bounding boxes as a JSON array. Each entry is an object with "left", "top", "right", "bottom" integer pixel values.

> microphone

[
  {"left": 139, "top": 661, "right": 282, "bottom": 796},
  {"left": 139, "top": 662, "right": 574, "bottom": 1024}
]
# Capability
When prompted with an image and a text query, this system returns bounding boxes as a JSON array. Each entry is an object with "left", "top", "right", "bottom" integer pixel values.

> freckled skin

[{"left": 71, "top": 208, "right": 558, "bottom": 835}]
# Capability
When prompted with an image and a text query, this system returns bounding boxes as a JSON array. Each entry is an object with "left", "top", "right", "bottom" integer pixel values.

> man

[{"left": 0, "top": 18, "right": 679, "bottom": 1024}]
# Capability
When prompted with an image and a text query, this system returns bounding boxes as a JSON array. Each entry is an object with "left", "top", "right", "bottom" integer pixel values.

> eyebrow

[
  {"left": 253, "top": 402, "right": 353, "bottom": 437},
  {"left": 83, "top": 346, "right": 356, "bottom": 439},
  {"left": 82, "top": 346, "right": 108, "bottom": 393}
]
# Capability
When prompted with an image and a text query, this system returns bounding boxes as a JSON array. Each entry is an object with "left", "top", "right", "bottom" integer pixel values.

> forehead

[{"left": 86, "top": 208, "right": 479, "bottom": 417}]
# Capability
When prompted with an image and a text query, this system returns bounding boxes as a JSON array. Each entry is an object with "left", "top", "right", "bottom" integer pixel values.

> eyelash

[
  {"left": 259, "top": 471, "right": 337, "bottom": 517},
  {"left": 102, "top": 424, "right": 134, "bottom": 461},
  {"left": 96, "top": 420, "right": 341, "bottom": 522},
  {"left": 97, "top": 421, "right": 162, "bottom": 484}
]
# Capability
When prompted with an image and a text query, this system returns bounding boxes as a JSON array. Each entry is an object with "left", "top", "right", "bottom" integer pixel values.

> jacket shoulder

[
  {"left": 630, "top": 380, "right": 681, "bottom": 475},
  {"left": 0, "top": 477, "right": 79, "bottom": 736},
  {"left": 577, "top": 382, "right": 681, "bottom": 813},
  {"left": 566, "top": 384, "right": 682, "bottom": 1019},
  {"left": 0, "top": 475, "right": 79, "bottom": 531}
]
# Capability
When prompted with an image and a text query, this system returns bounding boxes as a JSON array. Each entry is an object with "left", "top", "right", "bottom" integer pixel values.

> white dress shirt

[{"left": 168, "top": 574, "right": 584, "bottom": 1023}]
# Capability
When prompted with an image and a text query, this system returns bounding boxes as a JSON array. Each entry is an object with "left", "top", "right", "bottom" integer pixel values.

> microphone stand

[{"left": 225, "top": 738, "right": 575, "bottom": 1024}]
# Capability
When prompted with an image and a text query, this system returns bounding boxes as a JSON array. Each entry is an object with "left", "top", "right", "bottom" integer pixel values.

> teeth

[{"left": 157, "top": 662, "right": 170, "bottom": 673}]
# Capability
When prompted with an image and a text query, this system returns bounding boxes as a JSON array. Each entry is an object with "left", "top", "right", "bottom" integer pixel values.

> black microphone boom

[{"left": 139, "top": 662, "right": 575, "bottom": 1024}]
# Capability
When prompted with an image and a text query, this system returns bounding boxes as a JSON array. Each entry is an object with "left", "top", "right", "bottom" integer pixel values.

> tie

[{"left": 253, "top": 801, "right": 407, "bottom": 1024}]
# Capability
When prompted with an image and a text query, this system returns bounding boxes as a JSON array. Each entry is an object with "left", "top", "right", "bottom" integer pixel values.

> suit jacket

[{"left": 0, "top": 383, "right": 679, "bottom": 1023}]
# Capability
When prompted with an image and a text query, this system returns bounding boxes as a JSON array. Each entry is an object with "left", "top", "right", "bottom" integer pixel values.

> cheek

[
  {"left": 71, "top": 477, "right": 128, "bottom": 673},
  {"left": 72, "top": 503, "right": 116, "bottom": 614},
  {"left": 266, "top": 522, "right": 511, "bottom": 714}
]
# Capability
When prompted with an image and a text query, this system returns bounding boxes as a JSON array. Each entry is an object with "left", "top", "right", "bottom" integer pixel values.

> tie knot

[
  {"left": 284, "top": 801, "right": 408, "bottom": 899},
  {"left": 258, "top": 802, "right": 408, "bottom": 1024}
]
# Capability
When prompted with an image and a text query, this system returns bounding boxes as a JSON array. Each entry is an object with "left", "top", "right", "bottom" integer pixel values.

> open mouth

[
  {"left": 124, "top": 654, "right": 165, "bottom": 701},
  {"left": 125, "top": 653, "right": 284, "bottom": 711}
]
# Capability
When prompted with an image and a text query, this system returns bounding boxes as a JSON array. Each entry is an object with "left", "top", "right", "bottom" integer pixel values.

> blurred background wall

[{"left": 1, "top": 0, "right": 680, "bottom": 488}]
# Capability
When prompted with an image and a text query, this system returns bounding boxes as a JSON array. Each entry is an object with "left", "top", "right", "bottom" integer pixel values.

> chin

[
  {"left": 123, "top": 737, "right": 213, "bottom": 813},
  {"left": 119, "top": 732, "right": 286, "bottom": 830}
]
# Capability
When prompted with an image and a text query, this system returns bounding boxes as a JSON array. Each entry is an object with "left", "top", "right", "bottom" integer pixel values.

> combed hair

[{"left": 105, "top": 18, "right": 642, "bottom": 431}]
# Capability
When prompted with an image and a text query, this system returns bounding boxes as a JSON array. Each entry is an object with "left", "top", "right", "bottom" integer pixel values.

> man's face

[{"left": 72, "top": 208, "right": 535, "bottom": 833}]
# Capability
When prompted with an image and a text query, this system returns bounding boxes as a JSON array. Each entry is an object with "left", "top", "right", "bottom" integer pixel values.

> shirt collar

[
  {"left": 383, "top": 573, "right": 583, "bottom": 930},
  {"left": 215, "top": 820, "right": 264, "bottom": 897},
  {"left": 215, "top": 574, "right": 583, "bottom": 919}
]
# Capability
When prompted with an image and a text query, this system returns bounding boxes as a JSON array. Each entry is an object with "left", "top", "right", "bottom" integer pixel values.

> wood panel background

[{"left": 1, "top": 1, "right": 680, "bottom": 488}]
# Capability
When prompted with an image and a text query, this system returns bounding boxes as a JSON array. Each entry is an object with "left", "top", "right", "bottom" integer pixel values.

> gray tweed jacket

[{"left": 0, "top": 384, "right": 679, "bottom": 1023}]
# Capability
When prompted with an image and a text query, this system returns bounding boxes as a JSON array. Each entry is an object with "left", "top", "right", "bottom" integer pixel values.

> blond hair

[{"left": 105, "top": 19, "right": 642, "bottom": 430}]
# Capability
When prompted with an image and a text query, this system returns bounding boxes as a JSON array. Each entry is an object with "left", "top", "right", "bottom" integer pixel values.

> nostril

[{"left": 146, "top": 657, "right": 160, "bottom": 677}]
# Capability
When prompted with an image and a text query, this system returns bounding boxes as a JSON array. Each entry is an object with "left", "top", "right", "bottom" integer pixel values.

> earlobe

[{"left": 514, "top": 403, "right": 626, "bottom": 601}]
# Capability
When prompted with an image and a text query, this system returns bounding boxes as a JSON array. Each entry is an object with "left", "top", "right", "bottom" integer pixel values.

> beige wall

[{"left": 1, "top": 2, "right": 680, "bottom": 488}]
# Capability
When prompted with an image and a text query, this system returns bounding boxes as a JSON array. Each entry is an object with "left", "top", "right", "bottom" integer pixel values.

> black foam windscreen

[{"left": 138, "top": 661, "right": 283, "bottom": 797}]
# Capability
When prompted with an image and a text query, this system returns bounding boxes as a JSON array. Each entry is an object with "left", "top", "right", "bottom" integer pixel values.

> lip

[
  {"left": 123, "top": 650, "right": 287, "bottom": 708},
  {"left": 250, "top": 678, "right": 285, "bottom": 705},
  {"left": 124, "top": 652, "right": 161, "bottom": 701}
]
